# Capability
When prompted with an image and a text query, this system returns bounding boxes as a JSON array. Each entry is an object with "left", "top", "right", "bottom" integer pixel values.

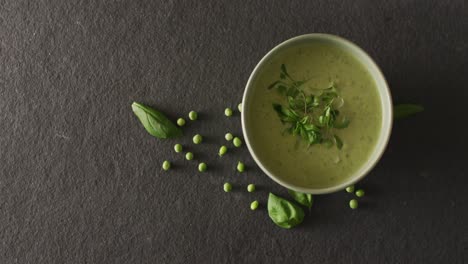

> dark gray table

[{"left": 1, "top": 1, "right": 467, "bottom": 263}]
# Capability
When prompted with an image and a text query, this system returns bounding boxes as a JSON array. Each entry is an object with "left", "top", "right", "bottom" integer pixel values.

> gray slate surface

[{"left": 1, "top": 0, "right": 467, "bottom": 263}]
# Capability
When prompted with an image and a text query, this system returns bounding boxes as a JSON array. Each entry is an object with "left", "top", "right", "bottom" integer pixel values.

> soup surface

[{"left": 245, "top": 41, "right": 382, "bottom": 189}]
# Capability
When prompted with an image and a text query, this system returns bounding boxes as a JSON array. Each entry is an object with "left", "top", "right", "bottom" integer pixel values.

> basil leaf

[
  {"left": 131, "top": 102, "right": 182, "bottom": 139},
  {"left": 288, "top": 190, "right": 313, "bottom": 209},
  {"left": 394, "top": 104, "right": 424, "bottom": 119},
  {"left": 267, "top": 193, "right": 305, "bottom": 229}
]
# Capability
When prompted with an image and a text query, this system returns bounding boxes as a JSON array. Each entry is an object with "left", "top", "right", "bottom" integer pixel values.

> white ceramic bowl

[{"left": 241, "top": 34, "right": 393, "bottom": 194}]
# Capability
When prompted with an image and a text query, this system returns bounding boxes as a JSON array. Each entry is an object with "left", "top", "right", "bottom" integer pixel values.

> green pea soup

[{"left": 243, "top": 36, "right": 389, "bottom": 191}]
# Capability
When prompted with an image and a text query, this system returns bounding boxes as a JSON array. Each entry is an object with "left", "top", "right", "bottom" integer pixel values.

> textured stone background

[{"left": 1, "top": 0, "right": 467, "bottom": 263}]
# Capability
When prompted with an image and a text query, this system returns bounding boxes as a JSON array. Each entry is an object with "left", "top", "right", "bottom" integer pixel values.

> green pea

[
  {"left": 185, "top": 152, "right": 193, "bottom": 160},
  {"left": 162, "top": 160, "right": 171, "bottom": 171},
  {"left": 223, "top": 182, "right": 232, "bottom": 192},
  {"left": 345, "top": 185, "right": 355, "bottom": 193},
  {"left": 233, "top": 137, "right": 242, "bottom": 147},
  {"left": 355, "top": 189, "right": 365, "bottom": 197},
  {"left": 224, "top": 108, "right": 233, "bottom": 117},
  {"left": 238, "top": 103, "right": 242, "bottom": 112},
  {"left": 176, "top": 118, "right": 185, "bottom": 126},
  {"left": 225, "top": 133, "right": 233, "bottom": 141},
  {"left": 250, "top": 200, "right": 259, "bottom": 210},
  {"left": 247, "top": 184, "right": 255, "bottom": 192},
  {"left": 349, "top": 199, "right": 358, "bottom": 209},
  {"left": 237, "top": 161, "right": 245, "bottom": 172},
  {"left": 198, "top": 162, "right": 207, "bottom": 172},
  {"left": 174, "top": 144, "right": 182, "bottom": 153},
  {"left": 188, "top": 111, "right": 198, "bottom": 121},
  {"left": 193, "top": 134, "right": 203, "bottom": 144},
  {"left": 218, "top": 145, "right": 227, "bottom": 156}
]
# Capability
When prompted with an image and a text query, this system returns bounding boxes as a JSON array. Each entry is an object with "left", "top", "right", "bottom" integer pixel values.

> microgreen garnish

[{"left": 269, "top": 64, "right": 350, "bottom": 149}]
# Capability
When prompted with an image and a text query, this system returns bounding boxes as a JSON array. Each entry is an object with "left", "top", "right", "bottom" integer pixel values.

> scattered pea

[
  {"left": 247, "top": 184, "right": 255, "bottom": 192},
  {"left": 250, "top": 200, "right": 259, "bottom": 210},
  {"left": 176, "top": 118, "right": 186, "bottom": 126},
  {"left": 237, "top": 161, "right": 245, "bottom": 173},
  {"left": 225, "top": 133, "right": 233, "bottom": 141},
  {"left": 188, "top": 111, "right": 198, "bottom": 121},
  {"left": 346, "top": 185, "right": 355, "bottom": 193},
  {"left": 224, "top": 108, "right": 233, "bottom": 117},
  {"left": 349, "top": 199, "right": 358, "bottom": 209},
  {"left": 185, "top": 152, "right": 194, "bottom": 160},
  {"left": 174, "top": 144, "right": 182, "bottom": 153},
  {"left": 198, "top": 162, "right": 207, "bottom": 172},
  {"left": 193, "top": 134, "right": 203, "bottom": 144},
  {"left": 162, "top": 160, "right": 171, "bottom": 171},
  {"left": 218, "top": 145, "right": 227, "bottom": 156},
  {"left": 223, "top": 182, "right": 232, "bottom": 192},
  {"left": 238, "top": 103, "right": 242, "bottom": 112},
  {"left": 355, "top": 189, "right": 365, "bottom": 197},
  {"left": 233, "top": 137, "right": 242, "bottom": 147}
]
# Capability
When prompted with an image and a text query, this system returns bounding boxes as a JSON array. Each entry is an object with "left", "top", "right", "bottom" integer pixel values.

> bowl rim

[{"left": 241, "top": 33, "right": 393, "bottom": 194}]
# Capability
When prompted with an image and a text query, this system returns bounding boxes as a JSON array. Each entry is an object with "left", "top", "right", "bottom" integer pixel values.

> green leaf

[
  {"left": 272, "top": 103, "right": 285, "bottom": 115},
  {"left": 293, "top": 80, "right": 306, "bottom": 88},
  {"left": 334, "top": 134, "right": 343, "bottom": 150},
  {"left": 320, "top": 88, "right": 338, "bottom": 104},
  {"left": 277, "top": 85, "right": 287, "bottom": 94},
  {"left": 267, "top": 193, "right": 305, "bottom": 229},
  {"left": 286, "top": 86, "right": 299, "bottom": 98},
  {"left": 272, "top": 103, "right": 299, "bottom": 123},
  {"left": 288, "top": 190, "right": 313, "bottom": 209},
  {"left": 318, "top": 115, "right": 325, "bottom": 126},
  {"left": 312, "top": 96, "right": 320, "bottom": 107},
  {"left": 292, "top": 123, "right": 300, "bottom": 135},
  {"left": 267, "top": 80, "right": 282, "bottom": 90},
  {"left": 287, "top": 96, "right": 296, "bottom": 108},
  {"left": 308, "top": 130, "right": 321, "bottom": 144},
  {"left": 299, "top": 128, "right": 307, "bottom": 140},
  {"left": 323, "top": 84, "right": 337, "bottom": 93},
  {"left": 280, "top": 64, "right": 290, "bottom": 78},
  {"left": 131, "top": 102, "right": 182, "bottom": 139},
  {"left": 303, "top": 124, "right": 320, "bottom": 132},
  {"left": 394, "top": 104, "right": 424, "bottom": 119},
  {"left": 334, "top": 116, "right": 350, "bottom": 129},
  {"left": 307, "top": 133, "right": 316, "bottom": 144}
]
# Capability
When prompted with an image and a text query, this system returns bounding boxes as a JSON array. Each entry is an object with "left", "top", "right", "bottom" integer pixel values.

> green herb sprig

[{"left": 269, "top": 64, "right": 349, "bottom": 149}]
